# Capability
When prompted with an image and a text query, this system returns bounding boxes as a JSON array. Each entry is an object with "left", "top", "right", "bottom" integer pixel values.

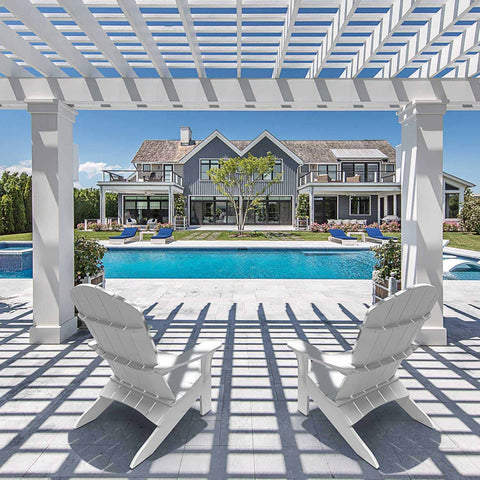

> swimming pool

[
  {"left": 103, "top": 247, "right": 377, "bottom": 279},
  {"left": 0, "top": 246, "right": 478, "bottom": 280}
]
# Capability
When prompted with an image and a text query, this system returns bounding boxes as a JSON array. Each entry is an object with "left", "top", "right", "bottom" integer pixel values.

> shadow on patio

[{"left": 0, "top": 285, "right": 479, "bottom": 479}]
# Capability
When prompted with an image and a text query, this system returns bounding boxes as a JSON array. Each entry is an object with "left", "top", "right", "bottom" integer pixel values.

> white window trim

[
  {"left": 261, "top": 158, "right": 283, "bottom": 181},
  {"left": 349, "top": 195, "right": 371, "bottom": 216}
]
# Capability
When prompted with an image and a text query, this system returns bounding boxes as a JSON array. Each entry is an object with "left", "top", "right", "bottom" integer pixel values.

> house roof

[{"left": 132, "top": 136, "right": 397, "bottom": 164}]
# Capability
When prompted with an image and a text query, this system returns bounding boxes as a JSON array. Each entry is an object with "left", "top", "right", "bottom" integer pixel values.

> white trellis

[{"left": 0, "top": 0, "right": 479, "bottom": 345}]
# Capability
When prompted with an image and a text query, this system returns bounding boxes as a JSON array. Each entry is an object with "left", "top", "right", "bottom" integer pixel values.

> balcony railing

[
  {"left": 101, "top": 169, "right": 183, "bottom": 186},
  {"left": 299, "top": 169, "right": 396, "bottom": 187}
]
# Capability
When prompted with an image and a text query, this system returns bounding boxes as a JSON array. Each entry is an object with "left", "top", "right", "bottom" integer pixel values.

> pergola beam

[
  {"left": 58, "top": 0, "right": 137, "bottom": 78},
  {"left": 0, "top": 21, "right": 67, "bottom": 77},
  {"left": 0, "top": 78, "right": 479, "bottom": 110},
  {"left": 272, "top": 0, "right": 301, "bottom": 78},
  {"left": 384, "top": 0, "right": 480, "bottom": 78},
  {"left": 2, "top": 0, "right": 101, "bottom": 78},
  {"left": 348, "top": 0, "right": 416, "bottom": 78},
  {"left": 236, "top": 0, "right": 242, "bottom": 78},
  {"left": 175, "top": 0, "right": 206, "bottom": 78},
  {"left": 117, "top": 0, "right": 171, "bottom": 78},
  {"left": 0, "top": 51, "right": 34, "bottom": 77},
  {"left": 306, "top": 0, "right": 361, "bottom": 79},
  {"left": 423, "top": 21, "right": 480, "bottom": 77}
]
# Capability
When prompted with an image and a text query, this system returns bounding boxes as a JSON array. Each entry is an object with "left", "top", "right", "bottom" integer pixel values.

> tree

[
  {"left": 208, "top": 152, "right": 281, "bottom": 231},
  {"left": 459, "top": 187, "right": 480, "bottom": 234},
  {"left": 1, "top": 195, "right": 15, "bottom": 234},
  {"left": 105, "top": 192, "right": 119, "bottom": 219},
  {"left": 23, "top": 176, "right": 32, "bottom": 231},
  {"left": 10, "top": 185, "right": 27, "bottom": 232}
]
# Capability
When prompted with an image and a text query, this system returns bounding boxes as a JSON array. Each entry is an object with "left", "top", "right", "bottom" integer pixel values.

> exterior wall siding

[{"left": 183, "top": 136, "right": 299, "bottom": 200}]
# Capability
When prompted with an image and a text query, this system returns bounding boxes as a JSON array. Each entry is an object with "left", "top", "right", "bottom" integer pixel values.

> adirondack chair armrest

[
  {"left": 287, "top": 340, "right": 355, "bottom": 375},
  {"left": 155, "top": 340, "right": 222, "bottom": 373},
  {"left": 87, "top": 340, "right": 97, "bottom": 351}
]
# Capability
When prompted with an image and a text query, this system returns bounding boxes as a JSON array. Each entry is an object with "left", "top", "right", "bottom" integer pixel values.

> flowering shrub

[
  {"left": 156, "top": 222, "right": 174, "bottom": 230},
  {"left": 90, "top": 223, "right": 105, "bottom": 231},
  {"left": 74, "top": 236, "right": 107, "bottom": 284},
  {"left": 310, "top": 221, "right": 401, "bottom": 233},
  {"left": 109, "top": 221, "right": 123, "bottom": 231},
  {"left": 443, "top": 220, "right": 465, "bottom": 232},
  {"left": 372, "top": 239, "right": 401, "bottom": 282}
]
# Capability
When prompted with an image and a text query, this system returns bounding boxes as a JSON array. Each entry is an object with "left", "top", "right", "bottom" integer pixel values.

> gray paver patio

[{"left": 0, "top": 278, "right": 479, "bottom": 479}]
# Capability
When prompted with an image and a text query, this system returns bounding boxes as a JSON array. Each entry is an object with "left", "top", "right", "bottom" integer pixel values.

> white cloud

[
  {"left": 79, "top": 161, "right": 122, "bottom": 179},
  {"left": 0, "top": 160, "right": 32, "bottom": 175}
]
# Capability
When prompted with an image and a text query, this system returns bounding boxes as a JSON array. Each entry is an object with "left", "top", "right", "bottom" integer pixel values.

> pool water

[{"left": 103, "top": 248, "right": 377, "bottom": 279}]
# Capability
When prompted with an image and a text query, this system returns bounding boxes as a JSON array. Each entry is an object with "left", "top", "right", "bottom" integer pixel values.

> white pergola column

[
  {"left": 99, "top": 186, "right": 106, "bottom": 224},
  {"left": 28, "top": 101, "right": 77, "bottom": 344},
  {"left": 398, "top": 101, "right": 447, "bottom": 345}
]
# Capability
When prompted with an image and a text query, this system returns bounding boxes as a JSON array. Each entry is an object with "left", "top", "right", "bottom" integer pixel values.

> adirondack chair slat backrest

[
  {"left": 71, "top": 285, "right": 175, "bottom": 402},
  {"left": 334, "top": 285, "right": 437, "bottom": 401}
]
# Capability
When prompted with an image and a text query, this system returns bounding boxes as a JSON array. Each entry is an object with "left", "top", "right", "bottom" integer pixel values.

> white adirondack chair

[
  {"left": 288, "top": 284, "right": 437, "bottom": 469},
  {"left": 71, "top": 284, "right": 222, "bottom": 469}
]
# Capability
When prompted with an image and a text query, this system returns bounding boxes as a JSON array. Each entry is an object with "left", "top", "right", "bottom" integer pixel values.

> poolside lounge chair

[
  {"left": 288, "top": 284, "right": 437, "bottom": 469},
  {"left": 365, "top": 227, "right": 397, "bottom": 244},
  {"left": 151, "top": 228, "right": 174, "bottom": 244},
  {"left": 70, "top": 284, "right": 222, "bottom": 469},
  {"left": 109, "top": 227, "right": 138, "bottom": 245},
  {"left": 328, "top": 229, "right": 357, "bottom": 246}
]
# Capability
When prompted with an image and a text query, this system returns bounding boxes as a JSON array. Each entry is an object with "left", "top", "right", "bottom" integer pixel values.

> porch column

[
  {"left": 99, "top": 186, "right": 106, "bottom": 224},
  {"left": 309, "top": 187, "right": 314, "bottom": 223},
  {"left": 398, "top": 101, "right": 447, "bottom": 345},
  {"left": 168, "top": 186, "right": 174, "bottom": 223},
  {"left": 28, "top": 101, "right": 77, "bottom": 344}
]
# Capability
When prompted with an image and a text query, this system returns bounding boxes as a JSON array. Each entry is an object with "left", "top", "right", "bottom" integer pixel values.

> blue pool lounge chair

[
  {"left": 365, "top": 227, "right": 396, "bottom": 244},
  {"left": 109, "top": 227, "right": 138, "bottom": 245},
  {"left": 151, "top": 228, "right": 174, "bottom": 244},
  {"left": 328, "top": 229, "right": 358, "bottom": 246}
]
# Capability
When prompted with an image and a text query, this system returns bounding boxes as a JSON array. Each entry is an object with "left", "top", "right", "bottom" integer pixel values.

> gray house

[{"left": 98, "top": 127, "right": 474, "bottom": 227}]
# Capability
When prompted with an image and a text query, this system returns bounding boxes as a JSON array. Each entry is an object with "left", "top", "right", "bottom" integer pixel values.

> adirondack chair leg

[
  {"left": 199, "top": 380, "right": 212, "bottom": 415},
  {"left": 75, "top": 396, "right": 113, "bottom": 429},
  {"left": 396, "top": 396, "right": 435, "bottom": 429},
  {"left": 334, "top": 421, "right": 379, "bottom": 469},
  {"left": 130, "top": 410, "right": 184, "bottom": 469},
  {"left": 297, "top": 355, "right": 309, "bottom": 415}
]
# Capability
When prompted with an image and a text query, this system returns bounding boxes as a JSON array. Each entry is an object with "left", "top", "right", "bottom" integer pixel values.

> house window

[
  {"left": 164, "top": 164, "right": 173, "bottom": 181},
  {"left": 445, "top": 192, "right": 460, "bottom": 218},
  {"left": 262, "top": 159, "right": 282, "bottom": 180},
  {"left": 350, "top": 196, "right": 371, "bottom": 215},
  {"left": 342, "top": 162, "right": 379, "bottom": 182},
  {"left": 317, "top": 164, "right": 338, "bottom": 181},
  {"left": 200, "top": 159, "right": 219, "bottom": 180},
  {"left": 142, "top": 164, "right": 151, "bottom": 172}
]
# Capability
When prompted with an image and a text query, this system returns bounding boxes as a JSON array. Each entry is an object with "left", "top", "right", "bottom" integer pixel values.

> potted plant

[
  {"left": 295, "top": 193, "right": 310, "bottom": 230},
  {"left": 174, "top": 193, "right": 187, "bottom": 230},
  {"left": 74, "top": 236, "right": 107, "bottom": 287},
  {"left": 371, "top": 239, "right": 401, "bottom": 303}
]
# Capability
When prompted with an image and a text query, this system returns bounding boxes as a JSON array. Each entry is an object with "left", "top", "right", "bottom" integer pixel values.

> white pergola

[{"left": 0, "top": 0, "right": 479, "bottom": 345}]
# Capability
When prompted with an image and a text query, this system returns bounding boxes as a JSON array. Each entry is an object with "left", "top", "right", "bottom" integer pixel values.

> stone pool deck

[{"left": 0, "top": 278, "right": 479, "bottom": 479}]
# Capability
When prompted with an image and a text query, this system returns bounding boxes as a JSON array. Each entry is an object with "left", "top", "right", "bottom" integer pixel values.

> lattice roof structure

[{"left": 0, "top": 0, "right": 479, "bottom": 80}]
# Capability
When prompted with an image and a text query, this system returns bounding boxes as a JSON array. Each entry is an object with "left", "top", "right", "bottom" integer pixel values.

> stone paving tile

[{"left": 0, "top": 278, "right": 478, "bottom": 479}]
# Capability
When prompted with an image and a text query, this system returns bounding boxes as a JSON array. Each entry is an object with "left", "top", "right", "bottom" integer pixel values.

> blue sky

[{"left": 0, "top": 109, "right": 478, "bottom": 192}]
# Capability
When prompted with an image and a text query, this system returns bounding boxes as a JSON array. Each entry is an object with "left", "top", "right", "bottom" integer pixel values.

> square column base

[
  {"left": 417, "top": 326, "right": 447, "bottom": 346},
  {"left": 29, "top": 316, "right": 77, "bottom": 344}
]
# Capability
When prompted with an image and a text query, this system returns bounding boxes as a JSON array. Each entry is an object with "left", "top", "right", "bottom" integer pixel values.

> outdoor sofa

[{"left": 109, "top": 227, "right": 138, "bottom": 245}]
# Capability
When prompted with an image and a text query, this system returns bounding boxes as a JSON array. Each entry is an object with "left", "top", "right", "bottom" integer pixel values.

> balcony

[
  {"left": 101, "top": 169, "right": 183, "bottom": 186},
  {"left": 299, "top": 168, "right": 397, "bottom": 187}
]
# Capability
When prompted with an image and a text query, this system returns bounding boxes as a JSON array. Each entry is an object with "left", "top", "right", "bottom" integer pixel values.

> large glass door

[{"left": 314, "top": 196, "right": 337, "bottom": 224}]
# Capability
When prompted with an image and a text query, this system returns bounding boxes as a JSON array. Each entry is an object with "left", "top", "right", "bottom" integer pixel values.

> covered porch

[{"left": 0, "top": 278, "right": 478, "bottom": 478}]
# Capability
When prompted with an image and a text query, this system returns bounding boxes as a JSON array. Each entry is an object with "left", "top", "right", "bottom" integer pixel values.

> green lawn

[{"left": 1, "top": 230, "right": 478, "bottom": 251}]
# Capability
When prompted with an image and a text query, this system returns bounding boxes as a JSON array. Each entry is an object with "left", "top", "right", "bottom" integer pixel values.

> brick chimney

[{"left": 180, "top": 126, "right": 192, "bottom": 145}]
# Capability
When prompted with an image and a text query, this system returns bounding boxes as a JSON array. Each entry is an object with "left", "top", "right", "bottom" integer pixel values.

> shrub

[
  {"left": 381, "top": 221, "right": 401, "bottom": 232},
  {"left": 74, "top": 236, "right": 107, "bottom": 284},
  {"left": 459, "top": 188, "right": 480, "bottom": 234},
  {"left": 174, "top": 193, "right": 186, "bottom": 217},
  {"left": 156, "top": 222, "right": 174, "bottom": 230},
  {"left": 296, "top": 193, "right": 309, "bottom": 219},
  {"left": 91, "top": 223, "right": 105, "bottom": 231},
  {"left": 1, "top": 195, "right": 15, "bottom": 234},
  {"left": 10, "top": 186, "right": 27, "bottom": 233},
  {"left": 310, "top": 222, "right": 329, "bottom": 233},
  {"left": 443, "top": 220, "right": 465, "bottom": 232},
  {"left": 109, "top": 221, "right": 123, "bottom": 231},
  {"left": 372, "top": 239, "right": 401, "bottom": 282}
]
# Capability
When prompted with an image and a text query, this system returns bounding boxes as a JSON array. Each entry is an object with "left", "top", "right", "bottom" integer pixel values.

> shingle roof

[{"left": 131, "top": 138, "right": 396, "bottom": 164}]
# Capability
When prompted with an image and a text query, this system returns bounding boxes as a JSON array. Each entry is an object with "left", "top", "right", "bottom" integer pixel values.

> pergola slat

[{"left": 2, "top": 0, "right": 102, "bottom": 77}]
